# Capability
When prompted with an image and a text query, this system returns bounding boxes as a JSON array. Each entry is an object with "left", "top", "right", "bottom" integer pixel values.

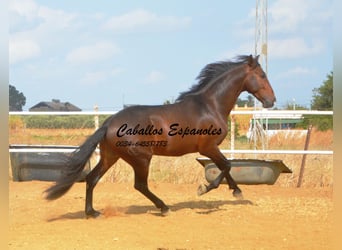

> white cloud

[
  {"left": 269, "top": 0, "right": 332, "bottom": 35},
  {"left": 231, "top": 0, "right": 332, "bottom": 61},
  {"left": 145, "top": 70, "right": 165, "bottom": 85},
  {"left": 102, "top": 9, "right": 191, "bottom": 33},
  {"left": 287, "top": 67, "right": 312, "bottom": 75},
  {"left": 9, "top": 37, "right": 40, "bottom": 64},
  {"left": 10, "top": 0, "right": 83, "bottom": 65},
  {"left": 80, "top": 67, "right": 124, "bottom": 85},
  {"left": 219, "top": 42, "right": 254, "bottom": 60},
  {"left": 109, "top": 67, "right": 125, "bottom": 76},
  {"left": 269, "top": 0, "right": 308, "bottom": 34},
  {"left": 9, "top": 0, "right": 41, "bottom": 33},
  {"left": 37, "top": 6, "right": 78, "bottom": 29},
  {"left": 268, "top": 38, "right": 324, "bottom": 59},
  {"left": 221, "top": 37, "right": 324, "bottom": 61},
  {"left": 66, "top": 41, "right": 121, "bottom": 64},
  {"left": 80, "top": 71, "right": 107, "bottom": 85},
  {"left": 275, "top": 66, "right": 314, "bottom": 79},
  {"left": 10, "top": 0, "right": 78, "bottom": 31},
  {"left": 9, "top": 0, "right": 39, "bottom": 20}
]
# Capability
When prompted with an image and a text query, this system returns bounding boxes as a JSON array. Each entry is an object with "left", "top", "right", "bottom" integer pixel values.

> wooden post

[
  {"left": 93, "top": 105, "right": 100, "bottom": 167},
  {"left": 296, "top": 125, "right": 313, "bottom": 187},
  {"left": 94, "top": 105, "right": 99, "bottom": 131}
]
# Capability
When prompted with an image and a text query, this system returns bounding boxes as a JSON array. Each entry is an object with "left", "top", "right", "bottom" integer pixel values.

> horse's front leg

[
  {"left": 198, "top": 147, "right": 243, "bottom": 199},
  {"left": 197, "top": 167, "right": 227, "bottom": 195}
]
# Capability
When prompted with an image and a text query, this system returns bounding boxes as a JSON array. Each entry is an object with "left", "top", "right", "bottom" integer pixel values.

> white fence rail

[
  {"left": 9, "top": 110, "right": 333, "bottom": 155},
  {"left": 8, "top": 110, "right": 333, "bottom": 116}
]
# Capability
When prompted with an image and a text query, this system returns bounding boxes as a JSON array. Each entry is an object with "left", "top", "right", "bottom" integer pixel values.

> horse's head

[{"left": 243, "top": 55, "right": 276, "bottom": 108}]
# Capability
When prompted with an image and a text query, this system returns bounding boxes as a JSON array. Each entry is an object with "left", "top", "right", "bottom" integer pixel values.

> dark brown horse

[{"left": 45, "top": 55, "right": 276, "bottom": 217}]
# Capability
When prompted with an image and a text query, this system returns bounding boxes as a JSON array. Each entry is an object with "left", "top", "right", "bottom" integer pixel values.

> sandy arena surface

[{"left": 9, "top": 181, "right": 333, "bottom": 249}]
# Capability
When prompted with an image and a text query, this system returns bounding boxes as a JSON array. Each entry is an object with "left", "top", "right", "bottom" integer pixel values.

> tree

[
  {"left": 246, "top": 95, "right": 254, "bottom": 107},
  {"left": 236, "top": 95, "right": 254, "bottom": 107},
  {"left": 284, "top": 102, "right": 308, "bottom": 110},
  {"left": 235, "top": 98, "right": 246, "bottom": 107},
  {"left": 311, "top": 72, "right": 333, "bottom": 110},
  {"left": 301, "top": 72, "right": 333, "bottom": 131},
  {"left": 9, "top": 84, "right": 26, "bottom": 111}
]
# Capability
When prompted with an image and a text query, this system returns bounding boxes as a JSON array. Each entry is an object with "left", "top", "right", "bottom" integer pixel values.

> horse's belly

[{"left": 151, "top": 139, "right": 198, "bottom": 156}]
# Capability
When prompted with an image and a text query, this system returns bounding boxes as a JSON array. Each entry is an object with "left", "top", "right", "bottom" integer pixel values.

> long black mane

[{"left": 176, "top": 55, "right": 251, "bottom": 102}]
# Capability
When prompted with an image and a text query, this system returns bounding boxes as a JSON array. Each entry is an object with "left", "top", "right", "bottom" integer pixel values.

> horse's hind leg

[
  {"left": 85, "top": 149, "right": 119, "bottom": 218},
  {"left": 123, "top": 155, "right": 170, "bottom": 216}
]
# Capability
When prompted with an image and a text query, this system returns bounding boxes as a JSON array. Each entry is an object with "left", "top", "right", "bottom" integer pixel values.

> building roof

[{"left": 29, "top": 99, "right": 82, "bottom": 112}]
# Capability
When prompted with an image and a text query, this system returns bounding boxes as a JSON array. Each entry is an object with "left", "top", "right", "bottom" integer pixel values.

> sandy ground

[{"left": 9, "top": 181, "right": 333, "bottom": 250}]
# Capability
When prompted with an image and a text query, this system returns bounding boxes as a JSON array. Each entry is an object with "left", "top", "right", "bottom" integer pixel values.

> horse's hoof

[
  {"left": 232, "top": 189, "right": 244, "bottom": 200},
  {"left": 197, "top": 184, "right": 208, "bottom": 196},
  {"left": 161, "top": 207, "right": 171, "bottom": 216},
  {"left": 85, "top": 210, "right": 101, "bottom": 219}
]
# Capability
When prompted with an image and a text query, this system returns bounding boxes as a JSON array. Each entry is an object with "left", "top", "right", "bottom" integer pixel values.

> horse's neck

[{"left": 205, "top": 69, "right": 246, "bottom": 118}]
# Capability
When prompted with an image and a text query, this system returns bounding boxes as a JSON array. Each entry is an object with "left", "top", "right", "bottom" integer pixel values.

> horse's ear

[
  {"left": 247, "top": 54, "right": 258, "bottom": 68},
  {"left": 247, "top": 55, "right": 253, "bottom": 66}
]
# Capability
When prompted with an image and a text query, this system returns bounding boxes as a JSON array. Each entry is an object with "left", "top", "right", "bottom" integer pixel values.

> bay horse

[{"left": 45, "top": 55, "right": 276, "bottom": 218}]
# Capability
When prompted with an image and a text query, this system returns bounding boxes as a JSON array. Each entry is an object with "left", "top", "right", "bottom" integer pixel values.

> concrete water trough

[
  {"left": 9, "top": 144, "right": 91, "bottom": 182},
  {"left": 196, "top": 158, "right": 292, "bottom": 185}
]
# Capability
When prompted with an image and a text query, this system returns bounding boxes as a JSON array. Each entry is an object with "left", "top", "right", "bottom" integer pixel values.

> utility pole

[
  {"left": 255, "top": 0, "right": 268, "bottom": 74},
  {"left": 253, "top": 0, "right": 268, "bottom": 151}
]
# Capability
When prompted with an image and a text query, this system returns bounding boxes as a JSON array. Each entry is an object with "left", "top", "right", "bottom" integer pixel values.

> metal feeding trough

[
  {"left": 9, "top": 145, "right": 91, "bottom": 182},
  {"left": 197, "top": 158, "right": 292, "bottom": 185}
]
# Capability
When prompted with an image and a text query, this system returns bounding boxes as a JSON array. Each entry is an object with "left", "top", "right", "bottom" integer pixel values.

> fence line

[
  {"left": 220, "top": 149, "right": 333, "bottom": 155},
  {"left": 9, "top": 111, "right": 118, "bottom": 115},
  {"left": 9, "top": 110, "right": 333, "bottom": 156},
  {"left": 8, "top": 148, "right": 334, "bottom": 155},
  {"left": 8, "top": 110, "right": 333, "bottom": 116},
  {"left": 230, "top": 110, "right": 333, "bottom": 115}
]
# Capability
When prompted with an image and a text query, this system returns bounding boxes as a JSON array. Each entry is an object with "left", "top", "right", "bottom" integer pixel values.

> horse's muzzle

[{"left": 262, "top": 99, "right": 275, "bottom": 108}]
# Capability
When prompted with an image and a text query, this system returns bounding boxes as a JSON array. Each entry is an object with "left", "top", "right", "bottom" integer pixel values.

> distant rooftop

[{"left": 29, "top": 99, "right": 82, "bottom": 112}]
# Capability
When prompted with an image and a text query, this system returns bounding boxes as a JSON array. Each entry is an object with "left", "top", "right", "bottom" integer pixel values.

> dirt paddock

[{"left": 9, "top": 181, "right": 333, "bottom": 249}]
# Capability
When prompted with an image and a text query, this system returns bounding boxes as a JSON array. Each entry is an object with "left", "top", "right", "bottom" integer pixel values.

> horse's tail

[{"left": 44, "top": 124, "right": 109, "bottom": 200}]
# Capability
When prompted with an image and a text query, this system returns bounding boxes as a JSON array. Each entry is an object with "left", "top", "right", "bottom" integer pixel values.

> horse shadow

[{"left": 47, "top": 199, "right": 254, "bottom": 221}]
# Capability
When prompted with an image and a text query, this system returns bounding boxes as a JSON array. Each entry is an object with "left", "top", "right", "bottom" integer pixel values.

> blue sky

[{"left": 9, "top": 0, "right": 332, "bottom": 111}]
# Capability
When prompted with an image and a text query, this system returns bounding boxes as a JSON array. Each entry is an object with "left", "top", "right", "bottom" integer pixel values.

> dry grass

[
  {"left": 10, "top": 128, "right": 95, "bottom": 145},
  {"left": 233, "top": 113, "right": 253, "bottom": 135},
  {"left": 267, "top": 128, "right": 333, "bottom": 151},
  {"left": 9, "top": 127, "right": 333, "bottom": 188}
]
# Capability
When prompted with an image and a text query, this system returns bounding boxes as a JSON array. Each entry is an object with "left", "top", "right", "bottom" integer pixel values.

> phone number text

[{"left": 115, "top": 140, "right": 168, "bottom": 147}]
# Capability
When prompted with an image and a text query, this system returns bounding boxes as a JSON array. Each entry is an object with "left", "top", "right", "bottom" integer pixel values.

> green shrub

[
  {"left": 22, "top": 115, "right": 112, "bottom": 129},
  {"left": 297, "top": 115, "right": 333, "bottom": 131}
]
